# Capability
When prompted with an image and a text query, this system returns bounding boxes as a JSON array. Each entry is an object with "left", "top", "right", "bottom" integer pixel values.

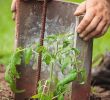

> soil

[
  {"left": 0, "top": 64, "right": 14, "bottom": 100},
  {"left": 90, "top": 87, "right": 110, "bottom": 100},
  {"left": 0, "top": 64, "right": 110, "bottom": 100},
  {"left": 91, "top": 52, "right": 110, "bottom": 100}
]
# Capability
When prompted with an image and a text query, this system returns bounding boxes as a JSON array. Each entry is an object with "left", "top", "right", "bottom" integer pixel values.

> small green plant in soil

[{"left": 5, "top": 33, "right": 86, "bottom": 99}]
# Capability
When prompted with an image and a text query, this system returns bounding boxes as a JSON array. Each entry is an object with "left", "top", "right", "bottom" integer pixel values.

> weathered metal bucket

[{"left": 15, "top": 0, "right": 93, "bottom": 100}]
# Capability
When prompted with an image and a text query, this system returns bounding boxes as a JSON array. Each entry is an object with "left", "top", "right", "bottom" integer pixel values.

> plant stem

[
  {"left": 50, "top": 63, "right": 54, "bottom": 81},
  {"left": 40, "top": 80, "right": 48, "bottom": 100},
  {"left": 48, "top": 63, "right": 54, "bottom": 93}
]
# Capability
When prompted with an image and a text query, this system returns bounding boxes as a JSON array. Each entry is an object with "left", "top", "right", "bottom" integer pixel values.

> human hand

[
  {"left": 11, "top": 0, "right": 29, "bottom": 20},
  {"left": 74, "top": 0, "right": 110, "bottom": 41},
  {"left": 11, "top": 0, "right": 16, "bottom": 20}
]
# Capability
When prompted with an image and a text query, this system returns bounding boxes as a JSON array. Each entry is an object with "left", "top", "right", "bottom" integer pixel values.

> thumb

[
  {"left": 11, "top": 0, "right": 16, "bottom": 12},
  {"left": 74, "top": 1, "right": 86, "bottom": 16}
]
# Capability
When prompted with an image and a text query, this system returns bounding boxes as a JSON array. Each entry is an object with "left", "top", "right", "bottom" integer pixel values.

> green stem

[
  {"left": 40, "top": 80, "right": 48, "bottom": 100},
  {"left": 50, "top": 63, "right": 54, "bottom": 82},
  {"left": 48, "top": 63, "right": 54, "bottom": 96}
]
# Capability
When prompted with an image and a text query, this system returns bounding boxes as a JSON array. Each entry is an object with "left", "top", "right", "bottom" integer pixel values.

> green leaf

[
  {"left": 45, "top": 34, "right": 57, "bottom": 42},
  {"left": 57, "top": 70, "right": 77, "bottom": 87},
  {"left": 5, "top": 48, "right": 22, "bottom": 93},
  {"left": 80, "top": 68, "right": 87, "bottom": 84},
  {"left": 32, "top": 93, "right": 42, "bottom": 99},
  {"left": 61, "top": 57, "right": 71, "bottom": 73},
  {"left": 71, "top": 48, "right": 80, "bottom": 55},
  {"left": 5, "top": 69, "right": 12, "bottom": 83},
  {"left": 63, "top": 40, "right": 70, "bottom": 48},
  {"left": 36, "top": 46, "right": 47, "bottom": 53},
  {"left": 10, "top": 63, "right": 20, "bottom": 78},
  {"left": 58, "top": 94, "right": 64, "bottom": 100},
  {"left": 38, "top": 81, "right": 43, "bottom": 93},
  {"left": 51, "top": 54, "right": 56, "bottom": 60},
  {"left": 24, "top": 48, "right": 32, "bottom": 64},
  {"left": 13, "top": 49, "right": 22, "bottom": 65},
  {"left": 43, "top": 53, "right": 52, "bottom": 65}
]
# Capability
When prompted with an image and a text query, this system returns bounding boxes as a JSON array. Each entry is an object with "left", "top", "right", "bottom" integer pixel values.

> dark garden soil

[
  {"left": 90, "top": 86, "right": 110, "bottom": 100},
  {"left": 91, "top": 52, "right": 110, "bottom": 100},
  {"left": 0, "top": 64, "right": 14, "bottom": 100}
]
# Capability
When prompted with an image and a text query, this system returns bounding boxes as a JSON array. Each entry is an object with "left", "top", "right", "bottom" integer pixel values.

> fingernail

[
  {"left": 77, "top": 28, "right": 81, "bottom": 33},
  {"left": 83, "top": 37, "right": 88, "bottom": 41},
  {"left": 74, "top": 11, "right": 77, "bottom": 15},
  {"left": 79, "top": 34, "right": 84, "bottom": 38}
]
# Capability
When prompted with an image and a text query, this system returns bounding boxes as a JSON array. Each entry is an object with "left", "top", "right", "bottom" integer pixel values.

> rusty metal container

[{"left": 15, "top": 0, "right": 93, "bottom": 100}]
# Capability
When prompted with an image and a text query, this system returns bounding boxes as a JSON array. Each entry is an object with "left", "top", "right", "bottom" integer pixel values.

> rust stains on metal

[{"left": 37, "top": 0, "right": 47, "bottom": 87}]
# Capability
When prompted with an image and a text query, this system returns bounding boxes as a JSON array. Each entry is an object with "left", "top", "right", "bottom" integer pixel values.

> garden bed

[{"left": 0, "top": 64, "right": 14, "bottom": 100}]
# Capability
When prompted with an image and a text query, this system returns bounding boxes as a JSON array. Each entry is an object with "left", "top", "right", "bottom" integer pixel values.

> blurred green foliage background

[
  {"left": 0, "top": 0, "right": 110, "bottom": 65},
  {"left": 0, "top": 0, "right": 15, "bottom": 64}
]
